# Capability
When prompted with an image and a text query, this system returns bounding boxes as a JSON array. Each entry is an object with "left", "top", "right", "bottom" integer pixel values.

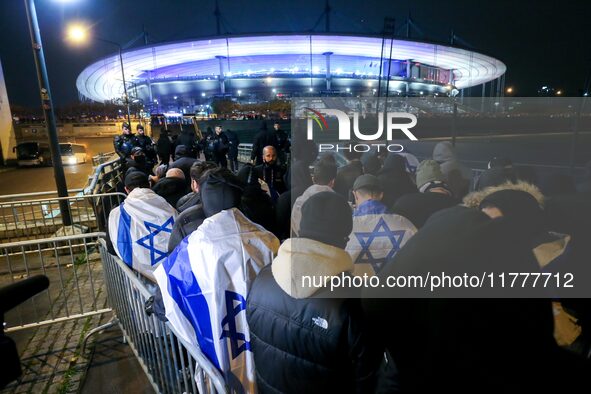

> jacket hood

[
  {"left": 200, "top": 173, "right": 243, "bottom": 217},
  {"left": 463, "top": 181, "right": 545, "bottom": 208},
  {"left": 433, "top": 141, "right": 457, "bottom": 163},
  {"left": 152, "top": 177, "right": 186, "bottom": 194},
  {"left": 174, "top": 145, "right": 188, "bottom": 157},
  {"left": 380, "top": 154, "right": 406, "bottom": 174},
  {"left": 272, "top": 238, "right": 353, "bottom": 299}
]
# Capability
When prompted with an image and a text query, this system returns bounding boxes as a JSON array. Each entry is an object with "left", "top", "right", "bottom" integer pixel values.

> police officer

[
  {"left": 212, "top": 125, "right": 229, "bottom": 168},
  {"left": 114, "top": 122, "right": 137, "bottom": 160},
  {"left": 274, "top": 122, "right": 289, "bottom": 167},
  {"left": 134, "top": 124, "right": 156, "bottom": 166}
]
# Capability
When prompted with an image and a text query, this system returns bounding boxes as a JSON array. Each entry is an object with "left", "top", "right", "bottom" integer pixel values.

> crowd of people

[{"left": 105, "top": 120, "right": 591, "bottom": 393}]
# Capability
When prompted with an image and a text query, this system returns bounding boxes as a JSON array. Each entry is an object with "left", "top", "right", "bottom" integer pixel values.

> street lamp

[
  {"left": 66, "top": 23, "right": 132, "bottom": 126},
  {"left": 24, "top": 0, "right": 71, "bottom": 225}
]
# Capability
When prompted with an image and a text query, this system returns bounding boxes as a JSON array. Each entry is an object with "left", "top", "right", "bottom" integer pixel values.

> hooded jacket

[
  {"left": 151, "top": 177, "right": 188, "bottom": 208},
  {"left": 432, "top": 141, "right": 471, "bottom": 198},
  {"left": 175, "top": 191, "right": 201, "bottom": 212},
  {"left": 170, "top": 146, "right": 198, "bottom": 182},
  {"left": 246, "top": 238, "right": 382, "bottom": 394},
  {"left": 167, "top": 171, "right": 242, "bottom": 252}
]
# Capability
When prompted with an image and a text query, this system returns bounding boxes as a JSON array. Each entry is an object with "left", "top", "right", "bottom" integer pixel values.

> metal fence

[
  {"left": 94, "top": 241, "right": 228, "bottom": 394},
  {"left": 91, "top": 151, "right": 117, "bottom": 167},
  {"left": 1, "top": 233, "right": 109, "bottom": 333},
  {"left": 0, "top": 193, "right": 126, "bottom": 243},
  {"left": 237, "top": 143, "right": 253, "bottom": 164},
  {"left": 84, "top": 157, "right": 124, "bottom": 195}
]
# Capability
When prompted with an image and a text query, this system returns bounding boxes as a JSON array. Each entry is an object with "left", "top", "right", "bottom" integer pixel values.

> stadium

[{"left": 75, "top": 33, "right": 506, "bottom": 113}]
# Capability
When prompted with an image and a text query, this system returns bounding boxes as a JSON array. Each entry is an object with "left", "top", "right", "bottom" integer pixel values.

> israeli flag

[
  {"left": 154, "top": 208, "right": 279, "bottom": 393},
  {"left": 108, "top": 188, "right": 177, "bottom": 282},
  {"left": 346, "top": 213, "right": 417, "bottom": 276}
]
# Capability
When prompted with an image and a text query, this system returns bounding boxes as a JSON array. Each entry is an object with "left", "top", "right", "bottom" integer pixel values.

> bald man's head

[
  {"left": 166, "top": 168, "right": 185, "bottom": 180},
  {"left": 263, "top": 145, "right": 277, "bottom": 165}
]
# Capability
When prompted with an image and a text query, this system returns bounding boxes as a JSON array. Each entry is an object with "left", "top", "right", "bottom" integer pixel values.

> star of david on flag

[
  {"left": 220, "top": 290, "right": 251, "bottom": 360},
  {"left": 354, "top": 217, "right": 406, "bottom": 271},
  {"left": 136, "top": 216, "right": 175, "bottom": 266}
]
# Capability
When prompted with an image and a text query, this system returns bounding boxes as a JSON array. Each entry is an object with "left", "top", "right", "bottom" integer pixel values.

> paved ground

[{"left": 1, "top": 246, "right": 153, "bottom": 394}]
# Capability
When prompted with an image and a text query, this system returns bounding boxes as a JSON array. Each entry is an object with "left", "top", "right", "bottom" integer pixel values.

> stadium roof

[{"left": 76, "top": 34, "right": 506, "bottom": 102}]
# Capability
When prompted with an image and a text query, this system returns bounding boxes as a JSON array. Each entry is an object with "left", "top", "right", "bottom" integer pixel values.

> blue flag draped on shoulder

[
  {"left": 154, "top": 208, "right": 279, "bottom": 393},
  {"left": 108, "top": 188, "right": 177, "bottom": 281}
]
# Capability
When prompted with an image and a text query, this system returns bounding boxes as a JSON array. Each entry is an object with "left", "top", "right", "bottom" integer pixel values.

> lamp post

[
  {"left": 66, "top": 24, "right": 132, "bottom": 126},
  {"left": 24, "top": 0, "right": 71, "bottom": 226},
  {"left": 97, "top": 38, "right": 132, "bottom": 127}
]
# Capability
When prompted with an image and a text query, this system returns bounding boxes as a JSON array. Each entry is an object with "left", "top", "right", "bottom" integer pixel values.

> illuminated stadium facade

[{"left": 76, "top": 34, "right": 506, "bottom": 112}]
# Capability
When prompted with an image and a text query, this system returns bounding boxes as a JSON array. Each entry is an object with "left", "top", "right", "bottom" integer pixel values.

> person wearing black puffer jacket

[
  {"left": 167, "top": 167, "right": 242, "bottom": 252},
  {"left": 247, "top": 192, "right": 383, "bottom": 394}
]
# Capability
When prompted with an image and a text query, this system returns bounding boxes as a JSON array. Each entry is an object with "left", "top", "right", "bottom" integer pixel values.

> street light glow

[
  {"left": 65, "top": 23, "right": 89, "bottom": 44},
  {"left": 506, "top": 86, "right": 514, "bottom": 94}
]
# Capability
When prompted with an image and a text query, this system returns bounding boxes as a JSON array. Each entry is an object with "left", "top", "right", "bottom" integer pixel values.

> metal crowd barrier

[
  {"left": 0, "top": 193, "right": 126, "bottom": 243},
  {"left": 91, "top": 151, "right": 117, "bottom": 167},
  {"left": 1, "top": 233, "right": 109, "bottom": 333},
  {"left": 84, "top": 157, "right": 124, "bottom": 195},
  {"left": 92, "top": 240, "right": 228, "bottom": 394},
  {"left": 237, "top": 143, "right": 253, "bottom": 164}
]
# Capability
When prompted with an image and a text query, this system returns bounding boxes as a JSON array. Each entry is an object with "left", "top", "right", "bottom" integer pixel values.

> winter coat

[
  {"left": 346, "top": 199, "right": 417, "bottom": 276},
  {"left": 176, "top": 191, "right": 200, "bottom": 212},
  {"left": 167, "top": 170, "right": 242, "bottom": 252},
  {"left": 432, "top": 141, "right": 471, "bottom": 198},
  {"left": 246, "top": 238, "right": 382, "bottom": 394},
  {"left": 151, "top": 177, "right": 188, "bottom": 208},
  {"left": 113, "top": 133, "right": 137, "bottom": 159},
  {"left": 392, "top": 192, "right": 458, "bottom": 228},
  {"left": 225, "top": 130, "right": 240, "bottom": 158},
  {"left": 156, "top": 133, "right": 173, "bottom": 161},
  {"left": 167, "top": 204, "right": 205, "bottom": 253},
  {"left": 134, "top": 134, "right": 156, "bottom": 162},
  {"left": 240, "top": 185, "right": 276, "bottom": 235},
  {"left": 254, "top": 163, "right": 286, "bottom": 200},
  {"left": 177, "top": 131, "right": 200, "bottom": 158},
  {"left": 362, "top": 205, "right": 558, "bottom": 393}
]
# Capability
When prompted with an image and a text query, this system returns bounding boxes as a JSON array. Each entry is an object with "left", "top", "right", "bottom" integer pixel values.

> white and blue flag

[
  {"left": 108, "top": 188, "right": 177, "bottom": 282},
  {"left": 154, "top": 208, "right": 279, "bottom": 393}
]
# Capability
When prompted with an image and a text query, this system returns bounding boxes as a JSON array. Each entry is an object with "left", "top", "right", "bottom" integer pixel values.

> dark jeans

[{"left": 214, "top": 153, "right": 227, "bottom": 168}]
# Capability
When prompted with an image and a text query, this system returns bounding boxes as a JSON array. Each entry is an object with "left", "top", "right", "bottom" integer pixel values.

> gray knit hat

[{"left": 416, "top": 160, "right": 445, "bottom": 189}]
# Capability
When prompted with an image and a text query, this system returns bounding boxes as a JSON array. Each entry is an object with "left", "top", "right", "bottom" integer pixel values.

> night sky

[{"left": 0, "top": 0, "right": 589, "bottom": 107}]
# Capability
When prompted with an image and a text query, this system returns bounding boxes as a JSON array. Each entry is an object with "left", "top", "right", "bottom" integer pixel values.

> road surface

[{"left": 0, "top": 138, "right": 115, "bottom": 196}]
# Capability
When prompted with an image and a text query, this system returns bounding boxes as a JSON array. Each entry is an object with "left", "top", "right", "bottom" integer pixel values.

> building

[
  {"left": 0, "top": 58, "right": 17, "bottom": 164},
  {"left": 76, "top": 34, "right": 506, "bottom": 113}
]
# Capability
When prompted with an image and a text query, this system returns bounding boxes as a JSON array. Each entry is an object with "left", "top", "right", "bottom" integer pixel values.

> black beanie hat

[{"left": 299, "top": 191, "right": 353, "bottom": 249}]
